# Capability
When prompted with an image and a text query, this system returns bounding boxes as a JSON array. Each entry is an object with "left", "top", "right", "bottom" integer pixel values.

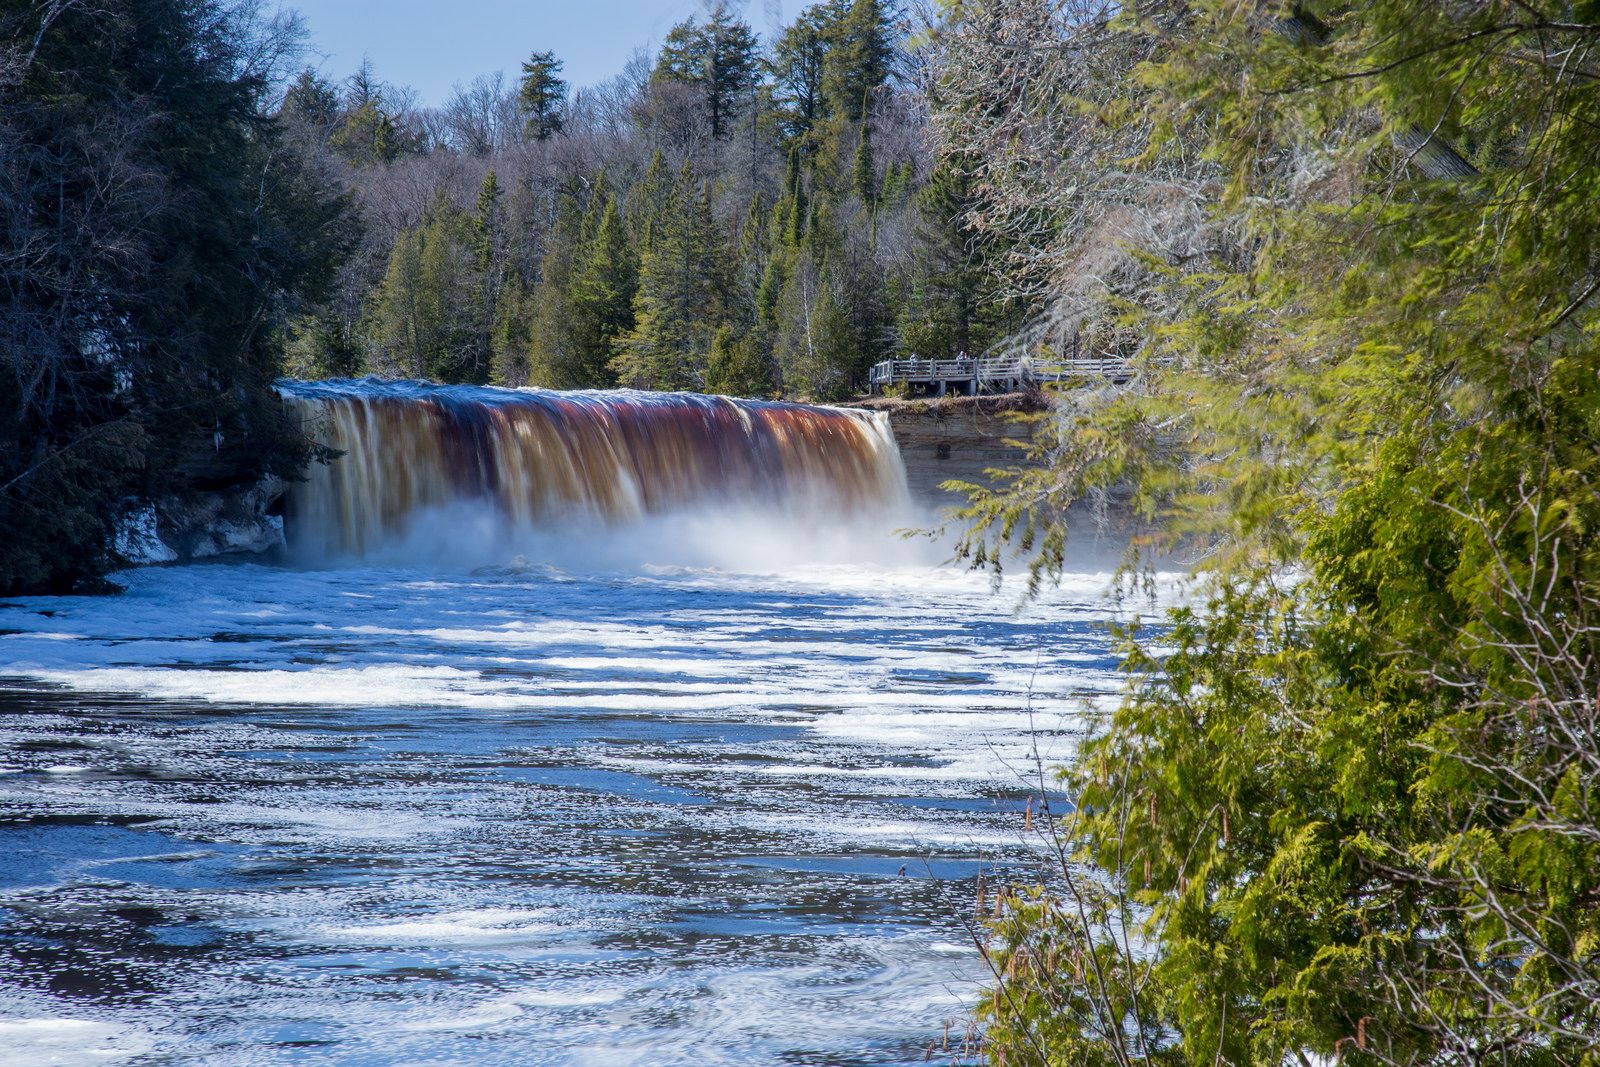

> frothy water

[{"left": 0, "top": 552, "right": 1174, "bottom": 1065}]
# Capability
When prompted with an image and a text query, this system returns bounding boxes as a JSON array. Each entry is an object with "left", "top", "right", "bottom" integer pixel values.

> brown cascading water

[{"left": 278, "top": 379, "right": 910, "bottom": 558}]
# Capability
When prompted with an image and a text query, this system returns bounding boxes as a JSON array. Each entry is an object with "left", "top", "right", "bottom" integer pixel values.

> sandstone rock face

[
  {"left": 860, "top": 392, "right": 1143, "bottom": 569},
  {"left": 853, "top": 395, "right": 1045, "bottom": 511}
]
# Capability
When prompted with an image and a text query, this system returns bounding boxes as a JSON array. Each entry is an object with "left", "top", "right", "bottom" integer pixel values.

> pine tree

[
  {"left": 851, "top": 112, "right": 877, "bottom": 208},
  {"left": 879, "top": 159, "right": 912, "bottom": 206},
  {"left": 2, "top": 0, "right": 349, "bottom": 591},
  {"left": 898, "top": 161, "right": 986, "bottom": 358},
  {"left": 820, "top": 0, "right": 891, "bottom": 123},
  {"left": 568, "top": 195, "right": 636, "bottom": 387},
  {"left": 706, "top": 325, "right": 774, "bottom": 397},
  {"left": 490, "top": 272, "right": 533, "bottom": 386},
  {"left": 653, "top": 2, "right": 762, "bottom": 140},
  {"left": 280, "top": 69, "right": 341, "bottom": 141},
  {"left": 471, "top": 170, "right": 505, "bottom": 382},
  {"left": 627, "top": 149, "right": 671, "bottom": 253},
  {"left": 518, "top": 50, "right": 567, "bottom": 141},
  {"left": 613, "top": 164, "right": 719, "bottom": 390},
  {"left": 371, "top": 228, "right": 427, "bottom": 378},
  {"left": 769, "top": 2, "right": 843, "bottom": 140},
  {"left": 525, "top": 177, "right": 586, "bottom": 386},
  {"left": 782, "top": 146, "right": 809, "bottom": 247},
  {"left": 331, "top": 97, "right": 400, "bottom": 165},
  {"left": 731, "top": 193, "right": 768, "bottom": 327},
  {"left": 809, "top": 267, "right": 857, "bottom": 398},
  {"left": 369, "top": 193, "right": 481, "bottom": 383}
]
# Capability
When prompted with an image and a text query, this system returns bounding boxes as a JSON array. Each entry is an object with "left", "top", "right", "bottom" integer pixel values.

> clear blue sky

[{"left": 288, "top": 0, "right": 800, "bottom": 105}]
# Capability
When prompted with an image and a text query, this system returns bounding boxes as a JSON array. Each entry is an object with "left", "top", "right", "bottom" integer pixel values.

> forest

[
  {"left": 936, "top": 1, "right": 1600, "bottom": 1064},
  {"left": 0, "top": 0, "right": 1001, "bottom": 594},
  {"left": 3, "top": 0, "right": 1599, "bottom": 1063},
  {"left": 269, "top": 0, "right": 1010, "bottom": 397}
]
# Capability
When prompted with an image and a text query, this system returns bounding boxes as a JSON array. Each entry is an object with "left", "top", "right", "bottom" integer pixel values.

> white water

[{"left": 0, "top": 512, "right": 1175, "bottom": 1065}]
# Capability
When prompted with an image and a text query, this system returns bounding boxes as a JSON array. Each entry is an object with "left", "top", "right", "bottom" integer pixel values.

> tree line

[
  {"left": 0, "top": 0, "right": 345, "bottom": 595},
  {"left": 274, "top": 0, "right": 1012, "bottom": 399}
]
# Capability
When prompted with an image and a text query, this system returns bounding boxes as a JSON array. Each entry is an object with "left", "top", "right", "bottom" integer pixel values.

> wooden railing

[{"left": 868, "top": 353, "right": 1132, "bottom": 391}]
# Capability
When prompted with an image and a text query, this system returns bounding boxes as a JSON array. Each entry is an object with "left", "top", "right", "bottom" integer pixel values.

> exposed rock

[
  {"left": 850, "top": 393, "right": 1048, "bottom": 508},
  {"left": 150, "top": 476, "right": 287, "bottom": 562}
]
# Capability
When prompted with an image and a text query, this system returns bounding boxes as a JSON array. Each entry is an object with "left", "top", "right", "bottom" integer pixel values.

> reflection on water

[{"left": 0, "top": 559, "right": 1162, "bottom": 1065}]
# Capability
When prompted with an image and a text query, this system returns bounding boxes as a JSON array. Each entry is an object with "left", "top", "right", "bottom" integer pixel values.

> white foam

[
  {"left": 0, "top": 1017, "right": 159, "bottom": 1066},
  {"left": 319, "top": 908, "right": 558, "bottom": 946}
]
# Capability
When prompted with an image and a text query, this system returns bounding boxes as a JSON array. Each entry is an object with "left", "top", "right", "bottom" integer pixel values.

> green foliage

[
  {"left": 653, "top": 2, "right": 762, "bottom": 140},
  {"left": 769, "top": 1, "right": 839, "bottom": 140},
  {"left": 613, "top": 163, "right": 722, "bottom": 390},
  {"left": 524, "top": 177, "right": 588, "bottom": 387},
  {"left": 953, "top": 2, "right": 1600, "bottom": 1063},
  {"left": 330, "top": 96, "right": 400, "bottom": 165},
  {"left": 368, "top": 192, "right": 490, "bottom": 384},
  {"left": 897, "top": 161, "right": 992, "bottom": 357},
  {"left": 518, "top": 50, "right": 567, "bottom": 141},
  {"left": 283, "top": 312, "right": 362, "bottom": 379},
  {"left": 820, "top": 0, "right": 893, "bottom": 123},
  {"left": 706, "top": 325, "right": 774, "bottom": 397},
  {"left": 852, "top": 115, "right": 877, "bottom": 208},
  {"left": 568, "top": 195, "right": 637, "bottom": 387},
  {"left": 280, "top": 69, "right": 341, "bottom": 137},
  {"left": 0, "top": 0, "right": 967, "bottom": 593}
]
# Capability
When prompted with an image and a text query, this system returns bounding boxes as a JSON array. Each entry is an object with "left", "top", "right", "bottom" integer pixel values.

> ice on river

[{"left": 0, "top": 546, "right": 1177, "bottom": 1065}]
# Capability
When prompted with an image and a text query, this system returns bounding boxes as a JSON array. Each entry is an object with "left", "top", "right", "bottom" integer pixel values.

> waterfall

[{"left": 278, "top": 379, "right": 910, "bottom": 559}]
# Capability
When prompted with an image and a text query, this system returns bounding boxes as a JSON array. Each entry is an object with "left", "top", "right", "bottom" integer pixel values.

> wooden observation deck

[{"left": 867, "top": 353, "right": 1132, "bottom": 395}]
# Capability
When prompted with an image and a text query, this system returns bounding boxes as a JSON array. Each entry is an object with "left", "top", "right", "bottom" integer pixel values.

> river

[{"left": 0, "top": 382, "right": 1156, "bottom": 1065}]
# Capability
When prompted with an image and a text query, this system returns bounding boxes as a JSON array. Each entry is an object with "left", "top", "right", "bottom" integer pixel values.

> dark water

[{"left": 0, "top": 559, "right": 1143, "bottom": 1065}]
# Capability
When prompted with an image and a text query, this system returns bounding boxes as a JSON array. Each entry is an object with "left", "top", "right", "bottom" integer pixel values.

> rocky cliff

[{"left": 851, "top": 394, "right": 1046, "bottom": 510}]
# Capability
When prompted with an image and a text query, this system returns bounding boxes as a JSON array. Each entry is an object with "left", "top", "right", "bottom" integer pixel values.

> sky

[{"left": 287, "top": 0, "right": 801, "bottom": 106}]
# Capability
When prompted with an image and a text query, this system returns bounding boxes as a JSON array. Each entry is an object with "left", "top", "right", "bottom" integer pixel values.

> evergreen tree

[
  {"left": 731, "top": 193, "right": 769, "bottom": 330},
  {"left": 819, "top": 0, "right": 891, "bottom": 123},
  {"left": 369, "top": 193, "right": 481, "bottom": 382},
  {"left": 518, "top": 50, "right": 567, "bottom": 141},
  {"left": 851, "top": 113, "right": 877, "bottom": 208},
  {"left": 898, "top": 161, "right": 985, "bottom": 357},
  {"left": 782, "top": 146, "right": 809, "bottom": 247},
  {"left": 706, "top": 325, "right": 773, "bottom": 397},
  {"left": 525, "top": 178, "right": 587, "bottom": 386},
  {"left": 627, "top": 148, "right": 672, "bottom": 252},
  {"left": 769, "top": 1, "right": 842, "bottom": 140},
  {"left": 331, "top": 64, "right": 408, "bottom": 165},
  {"left": 944, "top": 4, "right": 1600, "bottom": 1064},
  {"left": 280, "top": 69, "right": 341, "bottom": 141},
  {"left": 0, "top": 0, "right": 351, "bottom": 592},
  {"left": 490, "top": 272, "right": 534, "bottom": 387},
  {"left": 613, "top": 164, "right": 719, "bottom": 390},
  {"left": 652, "top": 2, "right": 762, "bottom": 140},
  {"left": 567, "top": 195, "right": 637, "bottom": 387},
  {"left": 470, "top": 170, "right": 505, "bottom": 382},
  {"left": 879, "top": 159, "right": 912, "bottom": 206}
]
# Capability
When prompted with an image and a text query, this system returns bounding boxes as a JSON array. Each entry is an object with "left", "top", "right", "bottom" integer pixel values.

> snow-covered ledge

[{"left": 115, "top": 476, "right": 287, "bottom": 565}]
